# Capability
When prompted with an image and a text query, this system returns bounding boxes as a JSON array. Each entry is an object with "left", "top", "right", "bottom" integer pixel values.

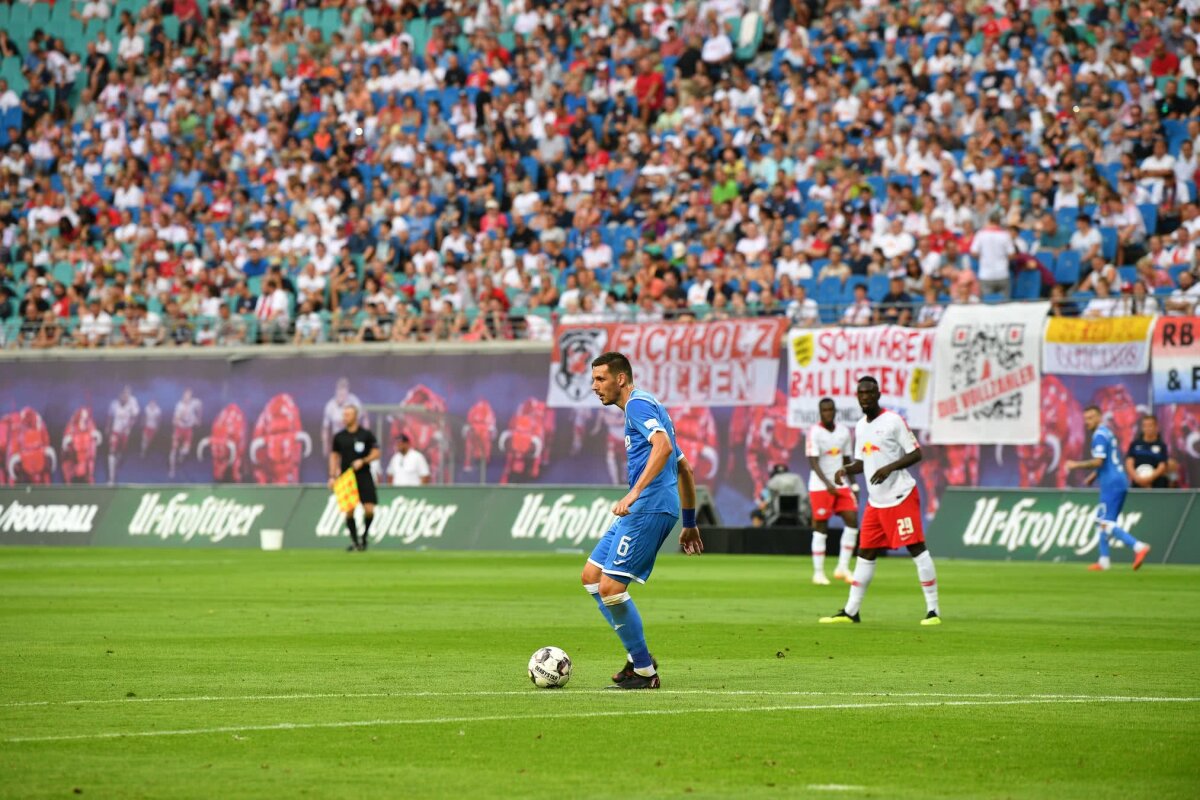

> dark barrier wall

[{"left": 0, "top": 347, "right": 1192, "bottom": 526}]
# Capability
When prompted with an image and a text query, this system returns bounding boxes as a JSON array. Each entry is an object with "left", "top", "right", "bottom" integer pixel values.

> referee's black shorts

[{"left": 357, "top": 473, "right": 378, "bottom": 505}]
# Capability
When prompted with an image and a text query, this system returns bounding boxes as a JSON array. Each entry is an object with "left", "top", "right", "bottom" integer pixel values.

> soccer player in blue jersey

[
  {"left": 1066, "top": 405, "right": 1152, "bottom": 572},
  {"left": 582, "top": 352, "right": 704, "bottom": 690}
]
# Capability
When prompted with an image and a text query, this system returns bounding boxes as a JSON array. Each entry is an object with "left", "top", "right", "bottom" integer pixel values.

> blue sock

[
  {"left": 585, "top": 583, "right": 617, "bottom": 628},
  {"left": 1110, "top": 525, "right": 1138, "bottom": 549},
  {"left": 1097, "top": 528, "right": 1111, "bottom": 558},
  {"left": 602, "top": 591, "right": 653, "bottom": 671}
]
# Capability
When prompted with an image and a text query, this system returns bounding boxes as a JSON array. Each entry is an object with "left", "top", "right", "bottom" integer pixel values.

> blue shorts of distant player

[
  {"left": 587, "top": 512, "right": 677, "bottom": 585},
  {"left": 1097, "top": 488, "right": 1126, "bottom": 524}
]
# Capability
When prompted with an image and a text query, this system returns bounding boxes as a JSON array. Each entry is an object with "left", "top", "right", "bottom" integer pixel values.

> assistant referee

[{"left": 329, "top": 405, "right": 380, "bottom": 551}]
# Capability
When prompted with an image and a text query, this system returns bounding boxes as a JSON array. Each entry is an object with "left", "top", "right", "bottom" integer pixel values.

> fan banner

[
  {"left": 1151, "top": 317, "right": 1200, "bottom": 405},
  {"left": 931, "top": 303, "right": 1050, "bottom": 445},
  {"left": 1042, "top": 316, "right": 1155, "bottom": 375},
  {"left": 785, "top": 326, "right": 935, "bottom": 430},
  {"left": 546, "top": 319, "right": 788, "bottom": 408}
]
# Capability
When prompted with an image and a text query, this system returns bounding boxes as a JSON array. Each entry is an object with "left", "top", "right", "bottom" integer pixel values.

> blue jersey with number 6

[
  {"left": 624, "top": 389, "right": 683, "bottom": 516},
  {"left": 1091, "top": 424, "right": 1127, "bottom": 496}
]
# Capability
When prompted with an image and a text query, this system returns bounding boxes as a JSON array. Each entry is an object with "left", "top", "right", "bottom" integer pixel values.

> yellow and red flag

[{"left": 333, "top": 469, "right": 360, "bottom": 513}]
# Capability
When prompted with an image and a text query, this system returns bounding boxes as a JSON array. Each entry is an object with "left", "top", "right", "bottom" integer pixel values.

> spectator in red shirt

[
  {"left": 634, "top": 56, "right": 666, "bottom": 123},
  {"left": 174, "top": 0, "right": 202, "bottom": 47},
  {"left": 480, "top": 200, "right": 508, "bottom": 234},
  {"left": 1149, "top": 42, "right": 1180, "bottom": 77}
]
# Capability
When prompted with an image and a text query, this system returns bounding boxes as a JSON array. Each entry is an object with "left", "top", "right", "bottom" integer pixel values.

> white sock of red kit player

[
  {"left": 811, "top": 532, "right": 827, "bottom": 576},
  {"left": 913, "top": 551, "right": 938, "bottom": 613},
  {"left": 836, "top": 527, "right": 858, "bottom": 573},
  {"left": 844, "top": 559, "right": 876, "bottom": 615}
]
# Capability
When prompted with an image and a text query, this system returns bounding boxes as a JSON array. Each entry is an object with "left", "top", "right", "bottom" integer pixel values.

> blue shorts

[
  {"left": 1097, "top": 488, "right": 1126, "bottom": 523},
  {"left": 587, "top": 512, "right": 677, "bottom": 585}
]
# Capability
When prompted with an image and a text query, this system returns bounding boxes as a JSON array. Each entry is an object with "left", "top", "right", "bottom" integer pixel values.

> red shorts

[
  {"left": 860, "top": 488, "right": 925, "bottom": 550},
  {"left": 173, "top": 427, "right": 194, "bottom": 449},
  {"left": 810, "top": 488, "right": 857, "bottom": 521}
]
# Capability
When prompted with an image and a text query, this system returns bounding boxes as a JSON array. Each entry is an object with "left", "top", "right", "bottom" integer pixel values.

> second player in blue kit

[
  {"left": 1067, "top": 405, "right": 1152, "bottom": 572},
  {"left": 582, "top": 352, "right": 704, "bottom": 690}
]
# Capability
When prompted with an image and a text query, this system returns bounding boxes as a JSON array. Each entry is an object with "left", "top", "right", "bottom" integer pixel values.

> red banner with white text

[{"left": 547, "top": 319, "right": 789, "bottom": 408}]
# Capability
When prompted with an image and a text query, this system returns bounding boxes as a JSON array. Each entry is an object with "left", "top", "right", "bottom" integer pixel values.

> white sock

[
  {"left": 844, "top": 559, "right": 876, "bottom": 615},
  {"left": 1098, "top": 556, "right": 1111, "bottom": 569},
  {"left": 811, "top": 532, "right": 827, "bottom": 575},
  {"left": 913, "top": 550, "right": 938, "bottom": 614},
  {"left": 837, "top": 528, "right": 858, "bottom": 572},
  {"left": 1134, "top": 542, "right": 1149, "bottom": 553}
]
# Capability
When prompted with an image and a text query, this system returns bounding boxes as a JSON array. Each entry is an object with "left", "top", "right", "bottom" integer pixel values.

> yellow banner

[
  {"left": 333, "top": 469, "right": 360, "bottom": 513},
  {"left": 1044, "top": 316, "right": 1154, "bottom": 344}
]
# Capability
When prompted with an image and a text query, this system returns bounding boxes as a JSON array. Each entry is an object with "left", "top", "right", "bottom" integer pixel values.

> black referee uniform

[{"left": 331, "top": 424, "right": 379, "bottom": 549}]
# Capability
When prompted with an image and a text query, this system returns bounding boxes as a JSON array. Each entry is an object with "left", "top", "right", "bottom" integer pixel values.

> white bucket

[{"left": 260, "top": 528, "right": 284, "bottom": 551}]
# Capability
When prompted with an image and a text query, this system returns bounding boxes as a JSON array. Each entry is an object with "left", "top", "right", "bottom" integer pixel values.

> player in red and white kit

[
  {"left": 819, "top": 376, "right": 941, "bottom": 626},
  {"left": 106, "top": 385, "right": 140, "bottom": 485},
  {"left": 806, "top": 398, "right": 859, "bottom": 585},
  {"left": 169, "top": 388, "right": 203, "bottom": 478},
  {"left": 140, "top": 399, "right": 162, "bottom": 458}
]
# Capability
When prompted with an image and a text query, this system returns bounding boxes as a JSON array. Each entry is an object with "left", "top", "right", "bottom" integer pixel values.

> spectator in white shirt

[
  {"left": 77, "top": 299, "right": 113, "bottom": 347},
  {"left": 296, "top": 262, "right": 327, "bottom": 306},
  {"left": 254, "top": 278, "right": 291, "bottom": 342},
  {"left": 840, "top": 285, "right": 873, "bottom": 326},
  {"left": 786, "top": 284, "right": 820, "bottom": 327},
  {"left": 913, "top": 288, "right": 945, "bottom": 328},
  {"left": 293, "top": 299, "right": 325, "bottom": 345},
  {"left": 1068, "top": 214, "right": 1103, "bottom": 262},
  {"left": 875, "top": 217, "right": 917, "bottom": 261},
  {"left": 1121, "top": 280, "right": 1160, "bottom": 316},
  {"left": 386, "top": 433, "right": 431, "bottom": 486},
  {"left": 969, "top": 211, "right": 1016, "bottom": 297},
  {"left": 582, "top": 230, "right": 613, "bottom": 271},
  {"left": 1138, "top": 139, "right": 1177, "bottom": 205},
  {"left": 1166, "top": 270, "right": 1200, "bottom": 316},
  {"left": 1082, "top": 278, "right": 1121, "bottom": 319},
  {"left": 117, "top": 26, "right": 145, "bottom": 66},
  {"left": 0, "top": 79, "right": 19, "bottom": 113}
]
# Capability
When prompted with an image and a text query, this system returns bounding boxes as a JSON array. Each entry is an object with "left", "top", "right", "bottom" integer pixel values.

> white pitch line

[
  {"left": 0, "top": 689, "right": 1181, "bottom": 709},
  {"left": 807, "top": 786, "right": 866, "bottom": 793},
  {"left": 5, "top": 696, "right": 1197, "bottom": 744}
]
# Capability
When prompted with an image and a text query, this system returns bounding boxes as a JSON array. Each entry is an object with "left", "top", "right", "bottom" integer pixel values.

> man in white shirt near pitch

[
  {"left": 969, "top": 210, "right": 1016, "bottom": 298},
  {"left": 806, "top": 398, "right": 859, "bottom": 585},
  {"left": 820, "top": 376, "right": 941, "bottom": 626},
  {"left": 386, "top": 433, "right": 431, "bottom": 486}
]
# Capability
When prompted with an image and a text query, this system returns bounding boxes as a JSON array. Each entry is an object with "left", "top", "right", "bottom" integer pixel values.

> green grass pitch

[{"left": 1, "top": 548, "right": 1197, "bottom": 799}]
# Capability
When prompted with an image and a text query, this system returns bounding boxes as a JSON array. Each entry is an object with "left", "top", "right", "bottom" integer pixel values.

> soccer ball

[
  {"left": 528, "top": 646, "right": 572, "bottom": 688},
  {"left": 1135, "top": 464, "right": 1156, "bottom": 481}
]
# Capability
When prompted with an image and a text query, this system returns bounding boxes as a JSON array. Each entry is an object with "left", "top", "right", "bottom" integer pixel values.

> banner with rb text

[
  {"left": 785, "top": 326, "right": 935, "bottom": 430},
  {"left": 1042, "top": 316, "right": 1155, "bottom": 375},
  {"left": 1151, "top": 316, "right": 1200, "bottom": 405},
  {"left": 930, "top": 303, "right": 1049, "bottom": 445},
  {"left": 547, "top": 319, "right": 788, "bottom": 408}
]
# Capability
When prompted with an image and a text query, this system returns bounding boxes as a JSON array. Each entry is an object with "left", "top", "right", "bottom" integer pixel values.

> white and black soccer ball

[{"left": 528, "top": 646, "right": 572, "bottom": 688}]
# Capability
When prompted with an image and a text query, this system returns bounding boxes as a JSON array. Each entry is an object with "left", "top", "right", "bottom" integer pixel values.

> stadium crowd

[{"left": 0, "top": 0, "right": 1199, "bottom": 348}]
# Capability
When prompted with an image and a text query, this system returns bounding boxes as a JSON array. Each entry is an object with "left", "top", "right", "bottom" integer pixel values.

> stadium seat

[
  {"left": 1099, "top": 227, "right": 1117, "bottom": 262},
  {"left": 1137, "top": 204, "right": 1157, "bottom": 236},
  {"left": 1013, "top": 270, "right": 1042, "bottom": 300},
  {"left": 867, "top": 273, "right": 889, "bottom": 303},
  {"left": 1054, "top": 251, "right": 1081, "bottom": 285}
]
